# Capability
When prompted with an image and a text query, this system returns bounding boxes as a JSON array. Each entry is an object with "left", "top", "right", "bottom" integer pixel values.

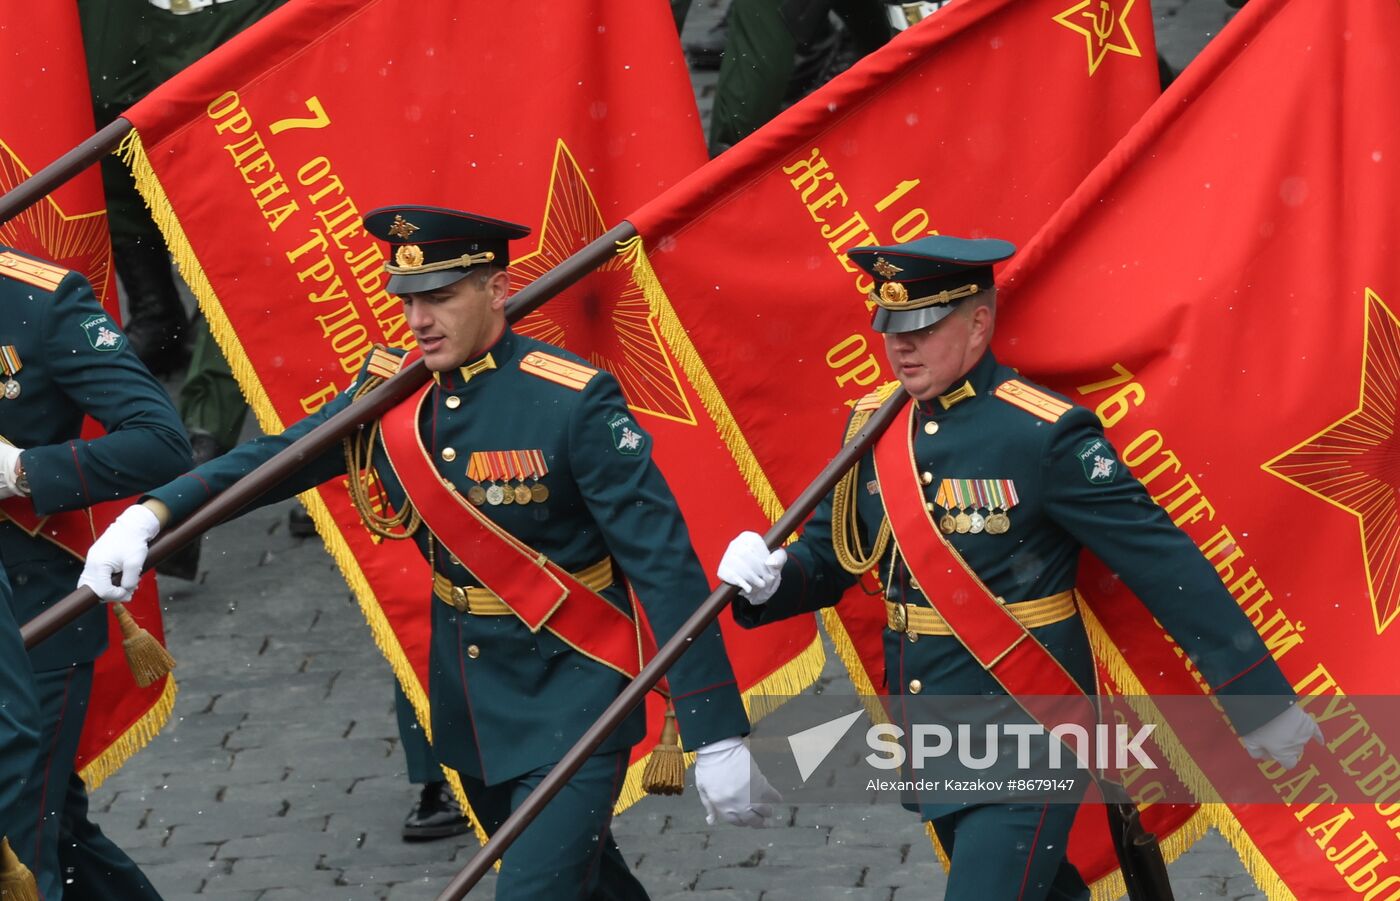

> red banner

[
  {"left": 0, "top": 0, "right": 174, "bottom": 788},
  {"left": 121, "top": 0, "right": 821, "bottom": 813},
  {"left": 624, "top": 0, "right": 1168, "bottom": 887},
  {"left": 996, "top": 0, "right": 1400, "bottom": 896}
]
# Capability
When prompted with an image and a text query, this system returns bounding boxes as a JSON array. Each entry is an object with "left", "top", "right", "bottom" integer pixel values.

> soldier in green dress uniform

[
  {"left": 81, "top": 205, "right": 779, "bottom": 899},
  {"left": 0, "top": 245, "right": 191, "bottom": 899},
  {"left": 716, "top": 235, "right": 1322, "bottom": 899},
  {"left": 0, "top": 562, "right": 42, "bottom": 885}
]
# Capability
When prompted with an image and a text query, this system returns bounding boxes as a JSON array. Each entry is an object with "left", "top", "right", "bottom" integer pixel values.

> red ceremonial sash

[
  {"left": 0, "top": 495, "right": 103, "bottom": 561},
  {"left": 872, "top": 405, "right": 1101, "bottom": 752},
  {"left": 379, "top": 382, "right": 643, "bottom": 680}
]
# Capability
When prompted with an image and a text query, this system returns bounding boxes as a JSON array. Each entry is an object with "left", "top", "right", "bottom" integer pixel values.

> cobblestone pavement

[
  {"left": 95, "top": 498, "right": 1264, "bottom": 900},
  {"left": 89, "top": 1, "right": 1269, "bottom": 898}
]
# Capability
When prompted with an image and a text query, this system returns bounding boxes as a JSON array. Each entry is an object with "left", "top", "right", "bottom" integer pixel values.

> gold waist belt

[
  {"left": 885, "top": 590, "right": 1078, "bottom": 636},
  {"left": 432, "top": 558, "right": 614, "bottom": 615}
]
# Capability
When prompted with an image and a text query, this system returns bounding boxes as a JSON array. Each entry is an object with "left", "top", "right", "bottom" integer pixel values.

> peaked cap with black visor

[
  {"left": 363, "top": 204, "right": 531, "bottom": 295},
  {"left": 849, "top": 235, "right": 1016, "bottom": 334}
]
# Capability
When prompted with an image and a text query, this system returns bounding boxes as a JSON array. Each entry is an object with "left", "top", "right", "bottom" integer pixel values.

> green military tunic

[
  {"left": 733, "top": 350, "right": 1294, "bottom": 899},
  {"left": 0, "top": 246, "right": 191, "bottom": 899},
  {"left": 146, "top": 326, "right": 750, "bottom": 897}
]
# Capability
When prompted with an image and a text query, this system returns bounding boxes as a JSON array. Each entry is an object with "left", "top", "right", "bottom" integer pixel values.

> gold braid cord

[
  {"left": 342, "top": 377, "right": 421, "bottom": 540},
  {"left": 830, "top": 408, "right": 892, "bottom": 575}
]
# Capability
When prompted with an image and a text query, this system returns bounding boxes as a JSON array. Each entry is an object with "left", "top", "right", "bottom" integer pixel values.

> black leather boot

[
  {"left": 114, "top": 237, "right": 189, "bottom": 377},
  {"left": 402, "top": 781, "right": 471, "bottom": 842}
]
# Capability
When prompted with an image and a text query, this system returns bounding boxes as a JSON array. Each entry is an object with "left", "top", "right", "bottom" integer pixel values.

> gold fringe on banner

[
  {"left": 618, "top": 235, "right": 785, "bottom": 525},
  {"left": 119, "top": 130, "right": 276, "bottom": 433},
  {"left": 79, "top": 676, "right": 177, "bottom": 791},
  {"left": 1210, "top": 810, "right": 1293, "bottom": 901}
]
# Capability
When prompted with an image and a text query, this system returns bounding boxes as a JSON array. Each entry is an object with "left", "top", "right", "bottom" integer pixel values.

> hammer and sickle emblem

[{"left": 1082, "top": 0, "right": 1116, "bottom": 45}]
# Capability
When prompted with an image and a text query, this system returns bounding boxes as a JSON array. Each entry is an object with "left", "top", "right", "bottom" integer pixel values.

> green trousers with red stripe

[
  {"left": 931, "top": 802, "right": 1089, "bottom": 901},
  {"left": 458, "top": 750, "right": 648, "bottom": 901}
]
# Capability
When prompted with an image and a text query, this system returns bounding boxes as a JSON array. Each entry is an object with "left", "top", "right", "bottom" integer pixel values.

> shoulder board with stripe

[
  {"left": 365, "top": 346, "right": 404, "bottom": 380},
  {"left": 0, "top": 252, "right": 68, "bottom": 292},
  {"left": 853, "top": 380, "right": 901, "bottom": 412},
  {"left": 519, "top": 350, "right": 598, "bottom": 391},
  {"left": 993, "top": 379, "right": 1073, "bottom": 423}
]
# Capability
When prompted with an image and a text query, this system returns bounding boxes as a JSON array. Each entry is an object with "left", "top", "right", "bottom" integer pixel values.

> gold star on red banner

[
  {"left": 1264, "top": 290, "right": 1400, "bottom": 635},
  {"left": 1052, "top": 0, "right": 1142, "bottom": 77},
  {"left": 512, "top": 140, "right": 696, "bottom": 426},
  {"left": 0, "top": 139, "right": 112, "bottom": 304}
]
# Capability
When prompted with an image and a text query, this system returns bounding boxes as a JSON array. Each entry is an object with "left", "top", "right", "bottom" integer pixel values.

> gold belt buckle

[
  {"left": 889, "top": 601, "right": 908, "bottom": 634},
  {"left": 449, "top": 586, "right": 471, "bottom": 613},
  {"left": 171, "top": 0, "right": 194, "bottom": 12},
  {"left": 901, "top": 2, "right": 925, "bottom": 25}
]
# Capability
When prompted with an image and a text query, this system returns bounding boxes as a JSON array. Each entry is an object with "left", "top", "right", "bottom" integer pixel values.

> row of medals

[
  {"left": 939, "top": 507, "right": 1011, "bottom": 535},
  {"left": 466, "top": 480, "right": 549, "bottom": 507}
]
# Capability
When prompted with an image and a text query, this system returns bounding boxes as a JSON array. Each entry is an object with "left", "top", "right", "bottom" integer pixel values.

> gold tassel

[
  {"left": 640, "top": 708, "right": 685, "bottom": 796},
  {"left": 0, "top": 837, "right": 38, "bottom": 901},
  {"left": 114, "top": 604, "right": 176, "bottom": 688}
]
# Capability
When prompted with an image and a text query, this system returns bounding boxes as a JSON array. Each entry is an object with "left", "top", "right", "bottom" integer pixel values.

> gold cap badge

[
  {"left": 395, "top": 244, "right": 424, "bottom": 268},
  {"left": 388, "top": 215, "right": 419, "bottom": 239},
  {"left": 872, "top": 257, "right": 903, "bottom": 279},
  {"left": 879, "top": 282, "right": 910, "bottom": 306}
]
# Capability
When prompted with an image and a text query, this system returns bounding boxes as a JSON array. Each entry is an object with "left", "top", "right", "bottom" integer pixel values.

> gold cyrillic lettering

[
  {"left": 1076, "top": 364, "right": 1135, "bottom": 396},
  {"left": 1258, "top": 610, "right": 1304, "bottom": 660},
  {"left": 315, "top": 196, "right": 359, "bottom": 235},
  {"left": 1094, "top": 382, "right": 1145, "bottom": 428},
  {"left": 1306, "top": 807, "right": 1354, "bottom": 848},
  {"left": 874, "top": 179, "right": 919, "bottom": 213},
  {"left": 206, "top": 91, "right": 242, "bottom": 122},
  {"left": 891, "top": 208, "right": 930, "bottom": 244},
  {"left": 237, "top": 151, "right": 276, "bottom": 184},
  {"left": 261, "top": 201, "right": 299, "bottom": 233},
  {"left": 308, "top": 276, "right": 348, "bottom": 305},
  {"left": 315, "top": 301, "right": 360, "bottom": 336},
  {"left": 821, "top": 212, "right": 871, "bottom": 247},
  {"left": 806, "top": 184, "right": 847, "bottom": 223},
  {"left": 224, "top": 133, "right": 267, "bottom": 167},
  {"left": 299, "top": 383, "right": 337, "bottom": 414},
  {"left": 1198, "top": 526, "right": 1245, "bottom": 584},
  {"left": 296, "top": 156, "right": 333, "bottom": 187},
  {"left": 208, "top": 92, "right": 252, "bottom": 135},
  {"left": 1294, "top": 662, "right": 1340, "bottom": 698},
  {"left": 1342, "top": 734, "right": 1387, "bottom": 777},
  {"left": 286, "top": 228, "right": 329, "bottom": 264},
  {"left": 1360, "top": 757, "right": 1400, "bottom": 800},
  {"left": 1225, "top": 566, "right": 1271, "bottom": 615},
  {"left": 782, "top": 148, "right": 834, "bottom": 203},
  {"left": 1344, "top": 848, "right": 1389, "bottom": 893},
  {"left": 1293, "top": 784, "right": 1340, "bottom": 821},
  {"left": 1274, "top": 763, "right": 1320, "bottom": 804},
  {"left": 1364, "top": 875, "right": 1400, "bottom": 901}
]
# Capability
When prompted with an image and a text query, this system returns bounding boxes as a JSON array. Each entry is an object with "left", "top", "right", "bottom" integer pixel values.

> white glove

[
  {"left": 717, "top": 531, "right": 787, "bottom": 605},
  {"left": 0, "top": 443, "right": 23, "bottom": 500},
  {"left": 78, "top": 505, "right": 162, "bottom": 602},
  {"left": 1241, "top": 704, "right": 1323, "bottom": 770},
  {"left": 694, "top": 736, "right": 782, "bottom": 828}
]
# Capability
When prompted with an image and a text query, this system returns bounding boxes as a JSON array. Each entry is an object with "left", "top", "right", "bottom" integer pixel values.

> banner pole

[
  {"left": 21, "top": 221, "right": 636, "bottom": 649},
  {"left": 433, "top": 387, "right": 911, "bottom": 899},
  {"left": 0, "top": 119, "right": 131, "bottom": 227}
]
